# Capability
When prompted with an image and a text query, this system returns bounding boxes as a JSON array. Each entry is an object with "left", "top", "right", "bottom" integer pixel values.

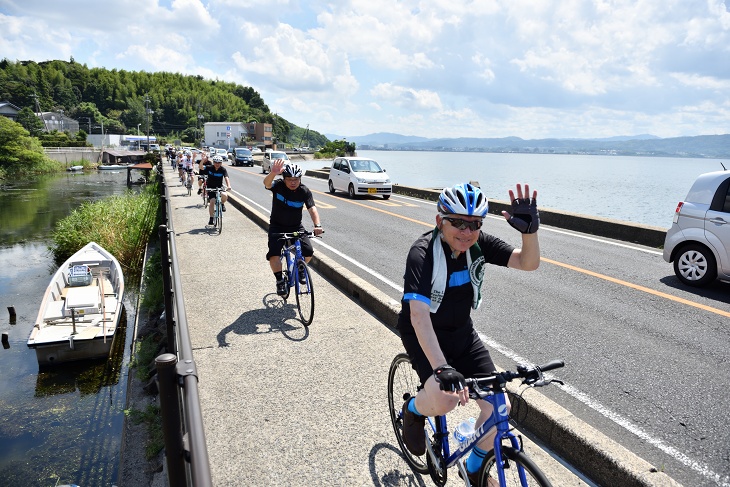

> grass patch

[
  {"left": 49, "top": 183, "right": 160, "bottom": 279},
  {"left": 125, "top": 404, "right": 164, "bottom": 460},
  {"left": 141, "top": 249, "right": 164, "bottom": 313},
  {"left": 130, "top": 334, "right": 159, "bottom": 381}
]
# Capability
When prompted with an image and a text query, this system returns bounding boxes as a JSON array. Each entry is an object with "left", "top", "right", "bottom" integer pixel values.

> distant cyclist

[
  {"left": 398, "top": 182, "right": 540, "bottom": 485},
  {"left": 200, "top": 156, "right": 231, "bottom": 226},
  {"left": 263, "top": 160, "right": 323, "bottom": 295},
  {"left": 197, "top": 152, "right": 213, "bottom": 195}
]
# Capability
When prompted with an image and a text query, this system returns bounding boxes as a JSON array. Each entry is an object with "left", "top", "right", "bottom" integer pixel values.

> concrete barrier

[
  {"left": 43, "top": 148, "right": 102, "bottom": 164},
  {"left": 226, "top": 190, "right": 681, "bottom": 487},
  {"left": 306, "top": 169, "right": 668, "bottom": 248}
]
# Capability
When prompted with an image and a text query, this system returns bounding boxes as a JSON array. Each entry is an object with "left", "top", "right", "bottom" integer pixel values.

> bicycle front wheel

[
  {"left": 387, "top": 353, "right": 428, "bottom": 474},
  {"left": 294, "top": 260, "right": 314, "bottom": 326},
  {"left": 279, "top": 252, "right": 291, "bottom": 301},
  {"left": 480, "top": 446, "right": 552, "bottom": 487},
  {"left": 216, "top": 201, "right": 223, "bottom": 234}
]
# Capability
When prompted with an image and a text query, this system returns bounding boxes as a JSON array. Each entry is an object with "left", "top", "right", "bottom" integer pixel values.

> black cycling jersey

[
  {"left": 201, "top": 165, "right": 228, "bottom": 189},
  {"left": 397, "top": 230, "right": 513, "bottom": 334},
  {"left": 267, "top": 179, "right": 315, "bottom": 229}
]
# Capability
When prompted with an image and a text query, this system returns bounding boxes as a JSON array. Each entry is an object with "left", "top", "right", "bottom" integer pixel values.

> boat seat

[
  {"left": 103, "top": 295, "right": 118, "bottom": 311},
  {"left": 44, "top": 300, "right": 66, "bottom": 321}
]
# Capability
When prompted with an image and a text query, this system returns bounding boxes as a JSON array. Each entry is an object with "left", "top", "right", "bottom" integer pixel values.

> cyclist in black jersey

[
  {"left": 200, "top": 156, "right": 231, "bottom": 226},
  {"left": 398, "top": 182, "right": 540, "bottom": 484},
  {"left": 263, "top": 160, "right": 324, "bottom": 295}
]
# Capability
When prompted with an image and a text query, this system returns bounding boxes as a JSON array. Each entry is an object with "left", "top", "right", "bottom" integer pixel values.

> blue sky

[{"left": 1, "top": 0, "right": 729, "bottom": 140}]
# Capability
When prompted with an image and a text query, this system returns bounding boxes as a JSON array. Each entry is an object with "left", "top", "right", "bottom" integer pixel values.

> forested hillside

[{"left": 0, "top": 58, "right": 328, "bottom": 147}]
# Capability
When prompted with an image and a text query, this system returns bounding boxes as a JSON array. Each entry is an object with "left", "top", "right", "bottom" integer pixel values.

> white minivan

[{"left": 328, "top": 157, "right": 392, "bottom": 199}]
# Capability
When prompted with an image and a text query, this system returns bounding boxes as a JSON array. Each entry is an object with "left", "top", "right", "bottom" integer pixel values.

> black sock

[{"left": 274, "top": 271, "right": 283, "bottom": 281}]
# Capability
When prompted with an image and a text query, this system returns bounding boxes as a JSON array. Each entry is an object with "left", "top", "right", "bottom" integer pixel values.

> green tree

[
  {"left": 16, "top": 106, "right": 46, "bottom": 136},
  {"left": 0, "top": 116, "right": 59, "bottom": 178}
]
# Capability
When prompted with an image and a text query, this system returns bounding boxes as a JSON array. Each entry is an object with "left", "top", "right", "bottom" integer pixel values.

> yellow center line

[
  {"left": 287, "top": 178, "right": 730, "bottom": 318},
  {"left": 543, "top": 257, "right": 730, "bottom": 318}
]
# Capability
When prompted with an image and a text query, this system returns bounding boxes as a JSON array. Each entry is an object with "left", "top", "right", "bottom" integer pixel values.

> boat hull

[{"left": 28, "top": 242, "right": 125, "bottom": 366}]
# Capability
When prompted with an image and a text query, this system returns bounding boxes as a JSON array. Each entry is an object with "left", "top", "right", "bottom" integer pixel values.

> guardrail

[
  {"left": 155, "top": 172, "right": 213, "bottom": 486},
  {"left": 43, "top": 147, "right": 98, "bottom": 152}
]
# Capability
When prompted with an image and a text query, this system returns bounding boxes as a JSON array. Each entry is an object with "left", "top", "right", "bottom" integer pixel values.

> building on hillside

[
  {"left": 0, "top": 100, "right": 21, "bottom": 121},
  {"left": 36, "top": 111, "right": 80, "bottom": 134},
  {"left": 244, "top": 121, "right": 273, "bottom": 150}
]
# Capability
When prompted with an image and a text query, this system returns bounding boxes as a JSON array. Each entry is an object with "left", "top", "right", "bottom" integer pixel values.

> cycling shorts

[{"left": 400, "top": 327, "right": 497, "bottom": 385}]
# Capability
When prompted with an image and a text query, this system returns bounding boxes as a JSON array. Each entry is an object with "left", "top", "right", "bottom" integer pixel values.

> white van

[
  {"left": 328, "top": 157, "right": 391, "bottom": 199},
  {"left": 262, "top": 151, "right": 289, "bottom": 174}
]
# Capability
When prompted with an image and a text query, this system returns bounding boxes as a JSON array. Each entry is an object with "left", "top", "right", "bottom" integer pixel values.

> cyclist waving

[
  {"left": 201, "top": 156, "right": 231, "bottom": 226},
  {"left": 398, "top": 182, "right": 540, "bottom": 485},
  {"left": 263, "top": 160, "right": 323, "bottom": 295}
]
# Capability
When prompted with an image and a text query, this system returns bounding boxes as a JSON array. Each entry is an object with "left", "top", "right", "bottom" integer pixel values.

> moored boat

[
  {"left": 97, "top": 164, "right": 126, "bottom": 170},
  {"left": 66, "top": 165, "right": 84, "bottom": 171},
  {"left": 27, "top": 242, "right": 125, "bottom": 366}
]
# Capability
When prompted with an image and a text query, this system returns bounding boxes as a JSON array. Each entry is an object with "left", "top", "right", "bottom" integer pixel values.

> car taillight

[{"left": 673, "top": 202, "right": 684, "bottom": 223}]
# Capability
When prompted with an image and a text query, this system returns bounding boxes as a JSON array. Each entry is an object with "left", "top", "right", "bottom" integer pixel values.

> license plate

[{"left": 367, "top": 188, "right": 377, "bottom": 194}]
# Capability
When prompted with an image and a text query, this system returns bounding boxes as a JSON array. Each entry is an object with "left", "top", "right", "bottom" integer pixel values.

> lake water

[
  {"left": 301, "top": 151, "right": 727, "bottom": 228},
  {"left": 0, "top": 169, "right": 138, "bottom": 486}
]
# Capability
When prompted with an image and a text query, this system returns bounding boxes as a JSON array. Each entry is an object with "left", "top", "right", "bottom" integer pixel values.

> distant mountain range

[{"left": 324, "top": 132, "right": 730, "bottom": 158}]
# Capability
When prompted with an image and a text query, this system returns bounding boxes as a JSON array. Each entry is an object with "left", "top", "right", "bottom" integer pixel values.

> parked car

[
  {"left": 663, "top": 169, "right": 730, "bottom": 286},
  {"left": 232, "top": 147, "right": 254, "bottom": 167},
  {"left": 215, "top": 148, "right": 228, "bottom": 160},
  {"left": 328, "top": 157, "right": 392, "bottom": 199},
  {"left": 250, "top": 147, "right": 263, "bottom": 154},
  {"left": 262, "top": 151, "right": 289, "bottom": 174}
]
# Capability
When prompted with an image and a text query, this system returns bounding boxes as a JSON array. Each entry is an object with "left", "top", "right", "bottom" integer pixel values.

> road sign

[
  {"left": 226, "top": 126, "right": 231, "bottom": 131},
  {"left": 227, "top": 132, "right": 231, "bottom": 138}
]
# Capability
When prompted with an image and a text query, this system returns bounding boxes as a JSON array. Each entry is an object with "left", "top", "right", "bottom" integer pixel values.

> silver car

[{"left": 663, "top": 169, "right": 730, "bottom": 286}]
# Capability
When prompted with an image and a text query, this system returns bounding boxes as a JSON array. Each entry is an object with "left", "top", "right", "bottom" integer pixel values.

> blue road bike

[
  {"left": 274, "top": 231, "right": 321, "bottom": 326},
  {"left": 388, "top": 354, "right": 565, "bottom": 486}
]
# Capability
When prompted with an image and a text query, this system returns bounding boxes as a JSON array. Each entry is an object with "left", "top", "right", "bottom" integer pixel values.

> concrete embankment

[{"left": 305, "top": 169, "right": 668, "bottom": 248}]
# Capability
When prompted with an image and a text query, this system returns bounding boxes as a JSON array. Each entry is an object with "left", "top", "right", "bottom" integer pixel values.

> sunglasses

[{"left": 442, "top": 216, "right": 483, "bottom": 231}]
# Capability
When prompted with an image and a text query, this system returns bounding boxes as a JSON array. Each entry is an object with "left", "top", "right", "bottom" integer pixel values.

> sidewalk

[{"left": 163, "top": 165, "right": 589, "bottom": 485}]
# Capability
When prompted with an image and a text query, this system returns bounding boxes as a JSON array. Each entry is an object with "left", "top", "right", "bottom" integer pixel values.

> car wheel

[
  {"left": 673, "top": 243, "right": 718, "bottom": 287},
  {"left": 262, "top": 165, "right": 267, "bottom": 174},
  {"left": 328, "top": 180, "right": 336, "bottom": 194},
  {"left": 348, "top": 184, "right": 356, "bottom": 199},
  {"left": 383, "top": 194, "right": 390, "bottom": 200}
]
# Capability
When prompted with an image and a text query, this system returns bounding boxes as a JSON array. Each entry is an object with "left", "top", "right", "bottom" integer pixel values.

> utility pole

[
  {"left": 31, "top": 93, "right": 49, "bottom": 132},
  {"left": 144, "top": 94, "right": 151, "bottom": 151}
]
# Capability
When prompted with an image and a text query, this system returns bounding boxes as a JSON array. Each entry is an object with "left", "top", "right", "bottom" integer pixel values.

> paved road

[
  {"left": 219, "top": 163, "right": 730, "bottom": 487},
  {"left": 162, "top": 164, "right": 594, "bottom": 486}
]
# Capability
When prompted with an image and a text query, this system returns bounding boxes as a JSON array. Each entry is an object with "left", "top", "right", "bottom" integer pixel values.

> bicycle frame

[
  {"left": 427, "top": 388, "right": 522, "bottom": 486},
  {"left": 280, "top": 236, "right": 307, "bottom": 291}
]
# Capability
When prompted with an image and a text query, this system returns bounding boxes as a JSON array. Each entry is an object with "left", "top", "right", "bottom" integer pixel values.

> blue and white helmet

[
  {"left": 282, "top": 163, "right": 302, "bottom": 178},
  {"left": 438, "top": 183, "right": 489, "bottom": 217}
]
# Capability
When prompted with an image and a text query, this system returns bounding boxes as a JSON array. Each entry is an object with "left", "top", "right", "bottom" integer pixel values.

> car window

[{"left": 710, "top": 176, "right": 730, "bottom": 212}]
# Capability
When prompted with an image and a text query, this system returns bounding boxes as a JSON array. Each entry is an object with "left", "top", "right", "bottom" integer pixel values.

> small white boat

[
  {"left": 98, "top": 164, "right": 126, "bottom": 170},
  {"left": 66, "top": 165, "right": 84, "bottom": 172},
  {"left": 27, "top": 242, "right": 125, "bottom": 366}
]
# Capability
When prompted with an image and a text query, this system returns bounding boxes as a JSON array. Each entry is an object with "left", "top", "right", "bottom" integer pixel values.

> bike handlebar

[
  {"left": 274, "top": 231, "right": 324, "bottom": 240},
  {"left": 464, "top": 359, "right": 565, "bottom": 397}
]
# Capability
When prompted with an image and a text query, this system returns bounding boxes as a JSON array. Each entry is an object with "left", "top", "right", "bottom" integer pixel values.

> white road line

[
  {"left": 481, "top": 333, "right": 730, "bottom": 487},
  {"left": 389, "top": 194, "right": 663, "bottom": 255},
  {"left": 231, "top": 189, "right": 404, "bottom": 293},
  {"left": 235, "top": 188, "right": 720, "bottom": 484}
]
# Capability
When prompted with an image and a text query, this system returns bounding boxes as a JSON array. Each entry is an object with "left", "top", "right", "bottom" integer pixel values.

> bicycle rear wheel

[
  {"left": 294, "top": 260, "right": 314, "bottom": 326},
  {"left": 187, "top": 175, "right": 192, "bottom": 196},
  {"left": 480, "top": 446, "right": 552, "bottom": 487},
  {"left": 387, "top": 353, "right": 428, "bottom": 474}
]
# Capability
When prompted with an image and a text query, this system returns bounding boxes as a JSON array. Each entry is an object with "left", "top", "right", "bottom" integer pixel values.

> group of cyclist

[{"left": 165, "top": 148, "right": 542, "bottom": 485}]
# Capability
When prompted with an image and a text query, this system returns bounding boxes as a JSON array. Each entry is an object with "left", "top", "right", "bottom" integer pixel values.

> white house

[{"left": 203, "top": 122, "right": 246, "bottom": 149}]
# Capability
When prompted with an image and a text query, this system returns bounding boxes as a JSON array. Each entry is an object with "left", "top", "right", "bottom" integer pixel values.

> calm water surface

[
  {"left": 340, "top": 151, "right": 727, "bottom": 228},
  {"left": 0, "top": 170, "right": 138, "bottom": 486}
]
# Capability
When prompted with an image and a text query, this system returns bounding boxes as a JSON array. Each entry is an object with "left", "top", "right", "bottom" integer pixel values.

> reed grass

[{"left": 50, "top": 183, "right": 160, "bottom": 279}]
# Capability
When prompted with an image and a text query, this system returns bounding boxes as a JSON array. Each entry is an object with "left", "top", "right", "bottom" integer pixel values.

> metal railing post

[
  {"left": 158, "top": 225, "right": 176, "bottom": 353},
  {"left": 156, "top": 353, "right": 186, "bottom": 486}
]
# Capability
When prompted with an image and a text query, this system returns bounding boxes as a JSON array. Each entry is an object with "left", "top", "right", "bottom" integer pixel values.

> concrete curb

[
  {"left": 226, "top": 191, "right": 681, "bottom": 487},
  {"left": 306, "top": 169, "right": 668, "bottom": 248}
]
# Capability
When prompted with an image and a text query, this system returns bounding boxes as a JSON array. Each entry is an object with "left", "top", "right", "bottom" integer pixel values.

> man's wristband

[{"left": 314, "top": 224, "right": 322, "bottom": 228}]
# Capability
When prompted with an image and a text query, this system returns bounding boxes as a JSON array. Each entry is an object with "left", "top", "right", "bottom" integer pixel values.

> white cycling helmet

[
  {"left": 437, "top": 183, "right": 489, "bottom": 217},
  {"left": 282, "top": 163, "right": 302, "bottom": 178},
  {"left": 212, "top": 155, "right": 224, "bottom": 163}
]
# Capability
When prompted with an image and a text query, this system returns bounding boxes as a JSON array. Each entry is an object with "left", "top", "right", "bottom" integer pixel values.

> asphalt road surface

[{"left": 224, "top": 164, "right": 730, "bottom": 487}]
